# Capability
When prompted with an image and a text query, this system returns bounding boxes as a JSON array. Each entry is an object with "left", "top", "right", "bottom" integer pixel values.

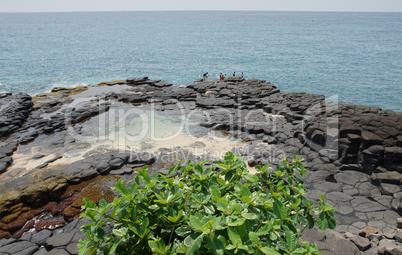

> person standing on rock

[
  {"left": 219, "top": 73, "right": 224, "bottom": 80},
  {"left": 233, "top": 72, "right": 236, "bottom": 76},
  {"left": 203, "top": 72, "right": 208, "bottom": 81},
  {"left": 241, "top": 72, "right": 244, "bottom": 78}
]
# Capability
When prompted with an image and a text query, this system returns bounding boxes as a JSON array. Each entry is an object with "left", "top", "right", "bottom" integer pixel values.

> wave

[{"left": 0, "top": 83, "right": 11, "bottom": 93}]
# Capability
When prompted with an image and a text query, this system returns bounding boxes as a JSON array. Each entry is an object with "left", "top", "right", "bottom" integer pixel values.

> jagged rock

[
  {"left": 371, "top": 171, "right": 402, "bottom": 185},
  {"left": 126, "top": 76, "right": 148, "bottom": 84},
  {"left": 31, "top": 230, "right": 52, "bottom": 245},
  {"left": 0, "top": 238, "right": 16, "bottom": 247},
  {"left": 66, "top": 242, "right": 79, "bottom": 255},
  {"left": 359, "top": 226, "right": 378, "bottom": 237},
  {"left": 377, "top": 245, "right": 402, "bottom": 255},
  {"left": 45, "top": 233, "right": 74, "bottom": 248},
  {"left": 395, "top": 230, "right": 402, "bottom": 243},
  {"left": 300, "top": 228, "right": 361, "bottom": 255},
  {"left": 397, "top": 218, "right": 402, "bottom": 229},
  {"left": 0, "top": 77, "right": 401, "bottom": 250},
  {"left": 345, "top": 232, "right": 371, "bottom": 251},
  {"left": 380, "top": 183, "right": 402, "bottom": 196},
  {"left": 351, "top": 197, "right": 387, "bottom": 213},
  {"left": 0, "top": 241, "right": 38, "bottom": 254},
  {"left": 0, "top": 93, "right": 34, "bottom": 138}
]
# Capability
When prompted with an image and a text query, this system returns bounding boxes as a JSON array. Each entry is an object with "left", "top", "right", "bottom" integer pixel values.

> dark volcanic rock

[
  {"left": 0, "top": 93, "right": 33, "bottom": 138},
  {"left": 0, "top": 77, "right": 401, "bottom": 252},
  {"left": 126, "top": 76, "right": 149, "bottom": 84}
]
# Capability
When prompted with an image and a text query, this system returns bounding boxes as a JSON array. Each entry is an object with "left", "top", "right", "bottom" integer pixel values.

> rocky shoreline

[{"left": 0, "top": 76, "right": 401, "bottom": 254}]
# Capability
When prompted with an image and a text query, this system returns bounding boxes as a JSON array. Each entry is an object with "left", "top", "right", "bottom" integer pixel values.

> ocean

[{"left": 0, "top": 11, "right": 401, "bottom": 111}]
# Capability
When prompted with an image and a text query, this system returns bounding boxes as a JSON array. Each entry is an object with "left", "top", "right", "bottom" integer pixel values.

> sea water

[{"left": 0, "top": 11, "right": 401, "bottom": 111}]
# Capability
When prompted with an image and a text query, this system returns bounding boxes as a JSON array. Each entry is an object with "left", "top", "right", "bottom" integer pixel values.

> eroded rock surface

[{"left": 0, "top": 77, "right": 401, "bottom": 254}]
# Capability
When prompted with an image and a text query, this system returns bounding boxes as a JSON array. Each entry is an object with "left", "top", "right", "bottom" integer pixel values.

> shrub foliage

[{"left": 79, "top": 152, "right": 336, "bottom": 255}]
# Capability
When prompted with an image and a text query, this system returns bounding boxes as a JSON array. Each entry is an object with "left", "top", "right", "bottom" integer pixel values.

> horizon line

[{"left": 1, "top": 10, "right": 402, "bottom": 14}]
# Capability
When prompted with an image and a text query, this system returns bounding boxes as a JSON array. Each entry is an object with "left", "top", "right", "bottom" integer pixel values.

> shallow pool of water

[{"left": 6, "top": 102, "right": 250, "bottom": 177}]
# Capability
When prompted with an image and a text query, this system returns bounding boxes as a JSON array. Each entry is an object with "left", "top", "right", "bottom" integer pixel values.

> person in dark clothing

[
  {"left": 203, "top": 72, "right": 208, "bottom": 81},
  {"left": 233, "top": 72, "right": 236, "bottom": 76}
]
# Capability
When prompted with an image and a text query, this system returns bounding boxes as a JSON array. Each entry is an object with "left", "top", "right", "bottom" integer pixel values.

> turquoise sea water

[{"left": 0, "top": 11, "right": 401, "bottom": 111}]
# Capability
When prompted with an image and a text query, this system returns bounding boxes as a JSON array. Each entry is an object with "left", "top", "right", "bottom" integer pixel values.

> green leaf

[
  {"left": 194, "top": 164, "right": 203, "bottom": 178},
  {"left": 256, "top": 223, "right": 272, "bottom": 236},
  {"left": 224, "top": 151, "right": 235, "bottom": 161},
  {"left": 206, "top": 237, "right": 225, "bottom": 255},
  {"left": 78, "top": 151, "right": 335, "bottom": 255},
  {"left": 228, "top": 218, "right": 245, "bottom": 227},
  {"left": 317, "top": 212, "right": 328, "bottom": 230},
  {"left": 216, "top": 201, "right": 227, "bottom": 212},
  {"left": 203, "top": 204, "right": 215, "bottom": 215},
  {"left": 225, "top": 244, "right": 236, "bottom": 251},
  {"left": 138, "top": 167, "right": 150, "bottom": 183},
  {"left": 175, "top": 226, "right": 192, "bottom": 237},
  {"left": 184, "top": 233, "right": 204, "bottom": 255},
  {"left": 128, "top": 183, "right": 138, "bottom": 194},
  {"left": 227, "top": 227, "right": 242, "bottom": 245},
  {"left": 217, "top": 178, "right": 226, "bottom": 185},
  {"left": 98, "top": 198, "right": 107, "bottom": 209},
  {"left": 78, "top": 240, "right": 89, "bottom": 255},
  {"left": 236, "top": 223, "right": 247, "bottom": 239},
  {"left": 115, "top": 179, "right": 128, "bottom": 196},
  {"left": 228, "top": 201, "right": 241, "bottom": 213},
  {"left": 189, "top": 215, "right": 203, "bottom": 230},
  {"left": 326, "top": 213, "right": 336, "bottom": 229},
  {"left": 112, "top": 227, "right": 127, "bottom": 237},
  {"left": 109, "top": 239, "right": 121, "bottom": 254},
  {"left": 260, "top": 246, "right": 281, "bottom": 255},
  {"left": 273, "top": 199, "right": 287, "bottom": 220},
  {"left": 130, "top": 206, "right": 137, "bottom": 221},
  {"left": 245, "top": 174, "right": 259, "bottom": 183},
  {"left": 149, "top": 239, "right": 167, "bottom": 254},
  {"left": 249, "top": 232, "right": 261, "bottom": 247},
  {"left": 211, "top": 185, "right": 221, "bottom": 198},
  {"left": 240, "top": 185, "right": 251, "bottom": 196},
  {"left": 130, "top": 218, "right": 149, "bottom": 238},
  {"left": 167, "top": 210, "right": 183, "bottom": 223},
  {"left": 285, "top": 229, "right": 298, "bottom": 252},
  {"left": 241, "top": 212, "right": 258, "bottom": 220},
  {"left": 242, "top": 196, "right": 252, "bottom": 203}
]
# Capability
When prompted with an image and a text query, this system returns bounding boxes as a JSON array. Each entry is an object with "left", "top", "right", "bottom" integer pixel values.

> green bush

[{"left": 79, "top": 152, "right": 335, "bottom": 255}]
